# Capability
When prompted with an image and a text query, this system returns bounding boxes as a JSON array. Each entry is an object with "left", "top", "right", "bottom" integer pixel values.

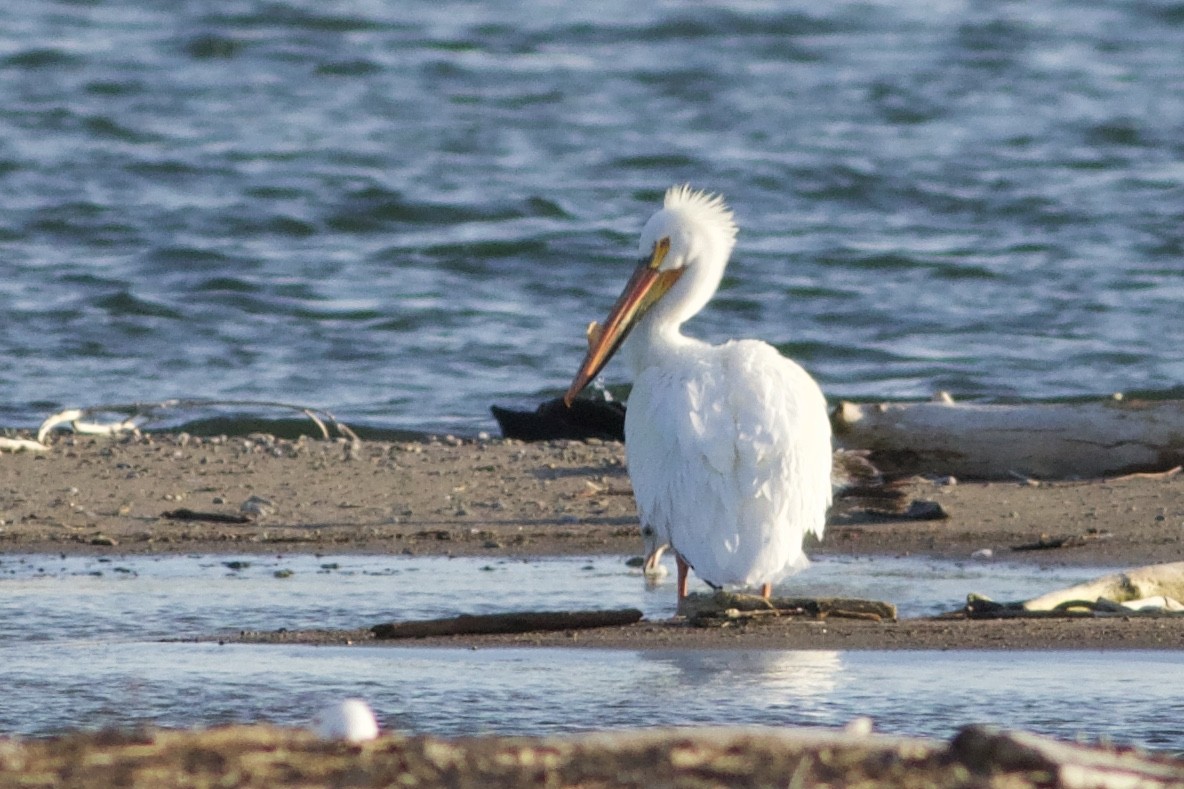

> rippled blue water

[{"left": 2, "top": 1, "right": 1182, "bottom": 434}]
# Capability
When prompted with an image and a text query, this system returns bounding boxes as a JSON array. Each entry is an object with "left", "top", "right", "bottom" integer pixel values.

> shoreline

[{"left": 3, "top": 432, "right": 1183, "bottom": 650}]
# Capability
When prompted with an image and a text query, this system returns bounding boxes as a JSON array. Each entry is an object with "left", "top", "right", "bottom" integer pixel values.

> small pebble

[
  {"left": 971, "top": 548, "right": 993, "bottom": 560},
  {"left": 240, "top": 495, "right": 276, "bottom": 517}
]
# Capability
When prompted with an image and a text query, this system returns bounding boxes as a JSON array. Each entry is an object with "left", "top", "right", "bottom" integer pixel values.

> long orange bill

[{"left": 563, "top": 238, "right": 682, "bottom": 407}]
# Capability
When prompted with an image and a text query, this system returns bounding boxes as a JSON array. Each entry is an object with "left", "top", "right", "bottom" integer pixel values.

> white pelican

[{"left": 564, "top": 185, "right": 832, "bottom": 600}]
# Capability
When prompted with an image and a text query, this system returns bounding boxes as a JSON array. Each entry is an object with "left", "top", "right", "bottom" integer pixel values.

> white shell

[{"left": 312, "top": 699, "right": 379, "bottom": 742}]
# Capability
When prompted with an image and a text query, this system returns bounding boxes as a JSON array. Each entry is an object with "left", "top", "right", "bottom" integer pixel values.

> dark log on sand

[
  {"left": 833, "top": 397, "right": 1184, "bottom": 479},
  {"left": 679, "top": 591, "right": 897, "bottom": 626},
  {"left": 371, "top": 608, "right": 643, "bottom": 639},
  {"left": 491, "top": 398, "right": 625, "bottom": 441},
  {"left": 161, "top": 508, "right": 253, "bottom": 524}
]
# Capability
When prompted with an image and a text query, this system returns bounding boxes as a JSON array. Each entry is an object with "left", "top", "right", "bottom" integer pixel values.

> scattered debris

[
  {"left": 1011, "top": 529, "right": 1113, "bottom": 551},
  {"left": 680, "top": 591, "right": 897, "bottom": 626},
  {"left": 831, "top": 448, "right": 885, "bottom": 490},
  {"left": 860, "top": 499, "right": 949, "bottom": 521},
  {"left": 36, "top": 398, "right": 359, "bottom": 447}
]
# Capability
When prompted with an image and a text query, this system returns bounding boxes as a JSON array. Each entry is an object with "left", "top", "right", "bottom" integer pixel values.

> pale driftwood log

[
  {"left": 832, "top": 397, "right": 1184, "bottom": 479},
  {"left": 951, "top": 725, "right": 1184, "bottom": 789},
  {"left": 370, "top": 608, "right": 643, "bottom": 639},
  {"left": 1023, "top": 561, "right": 1184, "bottom": 612},
  {"left": 0, "top": 436, "right": 49, "bottom": 453}
]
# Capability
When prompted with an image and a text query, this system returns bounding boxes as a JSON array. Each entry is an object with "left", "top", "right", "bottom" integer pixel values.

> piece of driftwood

[
  {"left": 958, "top": 595, "right": 1166, "bottom": 619},
  {"left": 1023, "top": 561, "right": 1184, "bottom": 612},
  {"left": 0, "top": 436, "right": 48, "bottom": 453},
  {"left": 371, "top": 608, "right": 643, "bottom": 639},
  {"left": 160, "top": 509, "right": 253, "bottom": 525},
  {"left": 958, "top": 562, "right": 1184, "bottom": 618},
  {"left": 832, "top": 397, "right": 1184, "bottom": 479},
  {"left": 1010, "top": 530, "right": 1112, "bottom": 551},
  {"left": 951, "top": 725, "right": 1184, "bottom": 789},
  {"left": 680, "top": 590, "right": 897, "bottom": 626}
]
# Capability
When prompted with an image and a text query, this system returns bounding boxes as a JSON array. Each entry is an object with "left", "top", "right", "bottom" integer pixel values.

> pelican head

[{"left": 564, "top": 185, "right": 738, "bottom": 405}]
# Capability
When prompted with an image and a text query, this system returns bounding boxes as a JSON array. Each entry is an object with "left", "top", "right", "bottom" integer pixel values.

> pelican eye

[{"left": 646, "top": 237, "right": 671, "bottom": 270}]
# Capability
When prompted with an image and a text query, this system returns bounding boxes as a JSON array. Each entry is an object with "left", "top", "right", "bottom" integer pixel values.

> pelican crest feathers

[{"left": 663, "top": 185, "right": 738, "bottom": 244}]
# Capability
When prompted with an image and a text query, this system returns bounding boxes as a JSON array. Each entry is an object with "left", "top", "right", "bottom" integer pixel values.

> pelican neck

[{"left": 622, "top": 320, "right": 709, "bottom": 377}]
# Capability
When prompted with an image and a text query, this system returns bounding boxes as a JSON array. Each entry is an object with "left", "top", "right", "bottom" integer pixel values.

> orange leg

[
  {"left": 760, "top": 582, "right": 772, "bottom": 599},
  {"left": 676, "top": 556, "right": 689, "bottom": 600}
]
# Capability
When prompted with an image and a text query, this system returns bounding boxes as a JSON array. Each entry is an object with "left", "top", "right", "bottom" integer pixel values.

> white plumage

[{"left": 565, "top": 185, "right": 832, "bottom": 599}]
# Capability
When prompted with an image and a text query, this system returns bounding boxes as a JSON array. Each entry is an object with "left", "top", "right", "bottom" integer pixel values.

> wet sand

[{"left": 3, "top": 431, "right": 1183, "bottom": 650}]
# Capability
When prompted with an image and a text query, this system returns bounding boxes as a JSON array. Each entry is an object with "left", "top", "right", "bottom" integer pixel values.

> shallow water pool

[
  {"left": 0, "top": 551, "right": 1116, "bottom": 638},
  {"left": 2, "top": 552, "right": 1180, "bottom": 752}
]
